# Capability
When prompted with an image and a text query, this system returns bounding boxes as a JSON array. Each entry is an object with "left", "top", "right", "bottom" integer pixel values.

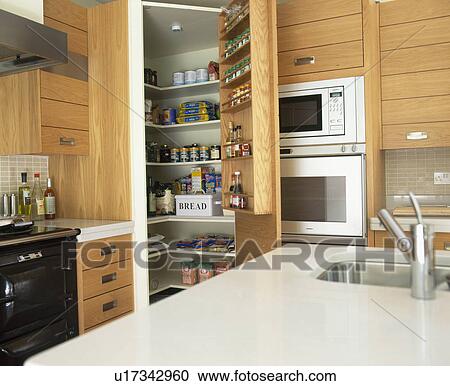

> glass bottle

[
  {"left": 44, "top": 177, "right": 56, "bottom": 219},
  {"left": 31, "top": 173, "right": 45, "bottom": 221},
  {"left": 18, "top": 172, "right": 31, "bottom": 217},
  {"left": 147, "top": 177, "right": 156, "bottom": 217}
]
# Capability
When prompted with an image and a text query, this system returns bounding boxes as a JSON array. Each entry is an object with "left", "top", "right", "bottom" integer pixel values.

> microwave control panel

[{"left": 328, "top": 87, "right": 344, "bottom": 134}]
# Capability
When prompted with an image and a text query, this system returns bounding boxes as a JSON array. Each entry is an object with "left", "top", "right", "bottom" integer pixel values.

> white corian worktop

[
  {"left": 35, "top": 218, "right": 134, "bottom": 242},
  {"left": 26, "top": 244, "right": 450, "bottom": 366},
  {"left": 370, "top": 216, "right": 450, "bottom": 232}
]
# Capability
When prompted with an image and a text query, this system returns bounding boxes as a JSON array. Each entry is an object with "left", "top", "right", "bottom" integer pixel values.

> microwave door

[
  {"left": 279, "top": 89, "right": 329, "bottom": 138},
  {"left": 280, "top": 155, "right": 364, "bottom": 237}
]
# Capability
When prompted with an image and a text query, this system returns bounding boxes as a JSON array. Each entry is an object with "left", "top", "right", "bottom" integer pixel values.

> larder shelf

[
  {"left": 222, "top": 69, "right": 251, "bottom": 88},
  {"left": 147, "top": 215, "right": 235, "bottom": 225},
  {"left": 221, "top": 40, "right": 251, "bottom": 65},
  {"left": 221, "top": 98, "right": 251, "bottom": 114},
  {"left": 144, "top": 80, "right": 220, "bottom": 100},
  {"left": 146, "top": 120, "right": 220, "bottom": 130},
  {"left": 146, "top": 160, "right": 221, "bottom": 167}
]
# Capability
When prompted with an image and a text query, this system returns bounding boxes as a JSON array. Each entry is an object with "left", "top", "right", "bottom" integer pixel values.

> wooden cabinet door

[{"left": 0, "top": 71, "right": 42, "bottom": 155}]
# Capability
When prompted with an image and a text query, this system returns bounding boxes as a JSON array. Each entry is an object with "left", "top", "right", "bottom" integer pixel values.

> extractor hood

[{"left": 0, "top": 9, "right": 68, "bottom": 77}]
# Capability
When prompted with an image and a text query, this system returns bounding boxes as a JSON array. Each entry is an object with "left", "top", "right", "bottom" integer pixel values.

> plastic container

[
  {"left": 195, "top": 68, "right": 208, "bottom": 83},
  {"left": 172, "top": 71, "right": 185, "bottom": 86},
  {"left": 184, "top": 70, "right": 196, "bottom": 84}
]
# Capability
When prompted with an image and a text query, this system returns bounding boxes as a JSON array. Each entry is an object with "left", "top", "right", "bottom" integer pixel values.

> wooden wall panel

[
  {"left": 380, "top": 0, "right": 450, "bottom": 26},
  {"left": 44, "top": 0, "right": 88, "bottom": 31},
  {"left": 49, "top": 0, "right": 131, "bottom": 220},
  {"left": 380, "top": 15, "right": 450, "bottom": 52},
  {"left": 0, "top": 71, "right": 42, "bottom": 155}
]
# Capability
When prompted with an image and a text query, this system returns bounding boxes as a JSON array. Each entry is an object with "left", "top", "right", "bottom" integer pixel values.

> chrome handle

[
  {"left": 59, "top": 137, "right": 76, "bottom": 146},
  {"left": 444, "top": 242, "right": 450, "bottom": 251},
  {"left": 102, "top": 272, "right": 117, "bottom": 284},
  {"left": 406, "top": 131, "right": 428, "bottom": 140},
  {"left": 102, "top": 300, "right": 118, "bottom": 312},
  {"left": 294, "top": 56, "right": 315, "bottom": 66},
  {"left": 100, "top": 244, "right": 117, "bottom": 256}
]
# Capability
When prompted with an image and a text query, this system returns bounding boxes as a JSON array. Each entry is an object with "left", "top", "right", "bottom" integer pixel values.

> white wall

[{"left": 0, "top": 0, "right": 43, "bottom": 23}]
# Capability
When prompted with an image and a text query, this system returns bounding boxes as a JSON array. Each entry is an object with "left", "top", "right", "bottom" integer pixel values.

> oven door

[
  {"left": 281, "top": 155, "right": 365, "bottom": 238},
  {"left": 279, "top": 89, "right": 329, "bottom": 138}
]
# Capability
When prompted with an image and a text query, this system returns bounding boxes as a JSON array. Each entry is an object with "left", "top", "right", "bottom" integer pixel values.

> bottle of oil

[
  {"left": 31, "top": 173, "right": 45, "bottom": 221},
  {"left": 18, "top": 172, "right": 31, "bottom": 217},
  {"left": 44, "top": 177, "right": 56, "bottom": 219}
]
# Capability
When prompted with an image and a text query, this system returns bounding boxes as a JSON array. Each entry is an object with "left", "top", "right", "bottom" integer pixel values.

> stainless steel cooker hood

[{"left": 0, "top": 9, "right": 68, "bottom": 77}]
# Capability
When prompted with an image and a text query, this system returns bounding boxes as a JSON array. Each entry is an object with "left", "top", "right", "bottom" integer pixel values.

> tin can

[
  {"left": 199, "top": 146, "right": 210, "bottom": 161},
  {"left": 196, "top": 68, "right": 208, "bottom": 83},
  {"left": 189, "top": 146, "right": 200, "bottom": 162},
  {"left": 170, "top": 148, "right": 180, "bottom": 163},
  {"left": 172, "top": 71, "right": 184, "bottom": 86},
  {"left": 180, "top": 147, "right": 189, "bottom": 163},
  {"left": 184, "top": 70, "right": 196, "bottom": 85}
]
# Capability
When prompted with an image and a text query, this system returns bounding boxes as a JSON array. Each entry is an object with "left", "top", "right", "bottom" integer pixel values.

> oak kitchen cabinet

[
  {"left": 0, "top": 0, "right": 89, "bottom": 156},
  {"left": 77, "top": 234, "right": 134, "bottom": 333},
  {"left": 380, "top": 0, "right": 450, "bottom": 149}
]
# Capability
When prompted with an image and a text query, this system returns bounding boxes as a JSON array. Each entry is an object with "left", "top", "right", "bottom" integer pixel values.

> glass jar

[
  {"left": 210, "top": 145, "right": 221, "bottom": 160},
  {"left": 160, "top": 144, "right": 171, "bottom": 163},
  {"left": 200, "top": 146, "right": 210, "bottom": 161}
]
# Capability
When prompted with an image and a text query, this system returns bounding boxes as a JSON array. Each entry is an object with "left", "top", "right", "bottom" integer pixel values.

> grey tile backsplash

[
  {"left": 385, "top": 148, "right": 450, "bottom": 195},
  {"left": 0, "top": 156, "right": 48, "bottom": 195}
]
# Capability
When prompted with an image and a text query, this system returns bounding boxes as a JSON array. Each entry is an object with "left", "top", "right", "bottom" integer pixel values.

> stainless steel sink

[{"left": 317, "top": 261, "right": 450, "bottom": 289}]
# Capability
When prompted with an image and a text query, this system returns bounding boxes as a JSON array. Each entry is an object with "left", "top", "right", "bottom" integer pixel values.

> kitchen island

[{"left": 27, "top": 245, "right": 450, "bottom": 365}]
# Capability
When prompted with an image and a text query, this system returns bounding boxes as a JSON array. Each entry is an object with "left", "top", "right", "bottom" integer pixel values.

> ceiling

[{"left": 143, "top": 4, "right": 220, "bottom": 59}]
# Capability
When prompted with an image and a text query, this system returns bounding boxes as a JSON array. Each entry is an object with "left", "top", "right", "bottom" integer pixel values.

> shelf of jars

[
  {"left": 220, "top": 1, "right": 250, "bottom": 39},
  {"left": 221, "top": 33, "right": 250, "bottom": 65}
]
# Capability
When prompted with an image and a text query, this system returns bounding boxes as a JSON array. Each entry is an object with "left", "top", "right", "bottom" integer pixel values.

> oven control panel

[
  {"left": 17, "top": 251, "right": 43, "bottom": 263},
  {"left": 328, "top": 87, "right": 344, "bottom": 134}
]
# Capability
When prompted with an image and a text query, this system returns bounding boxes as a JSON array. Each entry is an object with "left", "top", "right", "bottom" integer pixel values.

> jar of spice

[
  {"left": 170, "top": 148, "right": 180, "bottom": 163},
  {"left": 180, "top": 147, "right": 189, "bottom": 163},
  {"left": 199, "top": 146, "right": 210, "bottom": 161},
  {"left": 189, "top": 144, "right": 200, "bottom": 162}
]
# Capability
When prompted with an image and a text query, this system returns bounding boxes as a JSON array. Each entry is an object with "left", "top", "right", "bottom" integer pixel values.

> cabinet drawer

[
  {"left": 44, "top": 16, "right": 88, "bottom": 56},
  {"left": 41, "top": 98, "right": 89, "bottom": 131},
  {"left": 381, "top": 16, "right": 450, "bottom": 52},
  {"left": 278, "top": 14, "right": 362, "bottom": 53},
  {"left": 83, "top": 259, "right": 133, "bottom": 300},
  {"left": 79, "top": 234, "right": 133, "bottom": 270},
  {"left": 381, "top": 43, "right": 450, "bottom": 76},
  {"left": 278, "top": 40, "right": 363, "bottom": 77},
  {"left": 383, "top": 122, "right": 450, "bottom": 149},
  {"left": 382, "top": 69, "right": 450, "bottom": 100},
  {"left": 83, "top": 285, "right": 134, "bottom": 330},
  {"left": 44, "top": 0, "right": 88, "bottom": 32},
  {"left": 380, "top": 0, "right": 450, "bottom": 27},
  {"left": 277, "top": 0, "right": 361, "bottom": 28},
  {"left": 41, "top": 71, "right": 88, "bottom": 106},
  {"left": 41, "top": 127, "right": 89, "bottom": 155},
  {"left": 382, "top": 95, "right": 450, "bottom": 125}
]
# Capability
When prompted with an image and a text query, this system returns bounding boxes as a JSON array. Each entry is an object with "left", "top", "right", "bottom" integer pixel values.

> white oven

[
  {"left": 280, "top": 145, "right": 366, "bottom": 245},
  {"left": 279, "top": 76, "right": 365, "bottom": 146}
]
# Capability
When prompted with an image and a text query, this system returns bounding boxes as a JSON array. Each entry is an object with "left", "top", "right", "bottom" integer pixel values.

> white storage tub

[{"left": 175, "top": 194, "right": 222, "bottom": 217}]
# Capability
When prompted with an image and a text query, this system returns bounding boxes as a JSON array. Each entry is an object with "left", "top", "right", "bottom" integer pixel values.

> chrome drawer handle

[
  {"left": 102, "top": 272, "right": 117, "bottom": 284},
  {"left": 294, "top": 56, "right": 315, "bottom": 66},
  {"left": 406, "top": 131, "right": 428, "bottom": 140},
  {"left": 60, "top": 137, "right": 76, "bottom": 146},
  {"left": 100, "top": 244, "right": 117, "bottom": 256},
  {"left": 102, "top": 300, "right": 118, "bottom": 312}
]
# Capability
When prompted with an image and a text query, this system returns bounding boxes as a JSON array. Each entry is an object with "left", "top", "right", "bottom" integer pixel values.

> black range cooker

[{"left": 0, "top": 225, "right": 80, "bottom": 365}]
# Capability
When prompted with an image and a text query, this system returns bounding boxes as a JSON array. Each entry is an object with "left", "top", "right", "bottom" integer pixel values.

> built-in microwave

[{"left": 279, "top": 76, "right": 365, "bottom": 147}]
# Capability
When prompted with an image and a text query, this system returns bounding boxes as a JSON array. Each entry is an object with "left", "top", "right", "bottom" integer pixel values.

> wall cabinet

[
  {"left": 0, "top": 0, "right": 89, "bottom": 156},
  {"left": 277, "top": 0, "right": 364, "bottom": 83},
  {"left": 380, "top": 0, "right": 450, "bottom": 149}
]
